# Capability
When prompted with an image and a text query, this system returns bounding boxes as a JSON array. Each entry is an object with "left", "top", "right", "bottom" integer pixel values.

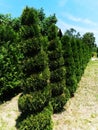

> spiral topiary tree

[
  {"left": 61, "top": 34, "right": 77, "bottom": 97},
  {"left": 71, "top": 37, "right": 81, "bottom": 83},
  {"left": 16, "top": 6, "right": 52, "bottom": 130},
  {"left": 77, "top": 39, "right": 85, "bottom": 76},
  {"left": 47, "top": 24, "right": 70, "bottom": 113}
]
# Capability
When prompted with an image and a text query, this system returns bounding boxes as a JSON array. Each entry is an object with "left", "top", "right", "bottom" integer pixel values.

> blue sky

[{"left": 0, "top": 0, "right": 98, "bottom": 45}]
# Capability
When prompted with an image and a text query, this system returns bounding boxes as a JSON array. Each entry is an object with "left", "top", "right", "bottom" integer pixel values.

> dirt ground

[
  {"left": 53, "top": 59, "right": 98, "bottom": 130},
  {"left": 0, "top": 59, "right": 98, "bottom": 130},
  {"left": 0, "top": 94, "right": 20, "bottom": 130}
]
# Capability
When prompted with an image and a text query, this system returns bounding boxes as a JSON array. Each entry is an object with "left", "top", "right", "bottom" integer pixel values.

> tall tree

[
  {"left": 17, "top": 6, "right": 52, "bottom": 130},
  {"left": 71, "top": 37, "right": 81, "bottom": 82},
  {"left": 65, "top": 28, "right": 76, "bottom": 37},
  {"left": 48, "top": 24, "right": 70, "bottom": 113},
  {"left": 61, "top": 34, "right": 77, "bottom": 97},
  {"left": 76, "top": 38, "right": 84, "bottom": 76},
  {"left": 82, "top": 32, "right": 95, "bottom": 52}
]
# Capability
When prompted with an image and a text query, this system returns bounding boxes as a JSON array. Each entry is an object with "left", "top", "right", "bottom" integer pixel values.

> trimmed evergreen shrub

[
  {"left": 47, "top": 24, "right": 69, "bottom": 113},
  {"left": 18, "top": 86, "right": 51, "bottom": 114},
  {"left": 48, "top": 50, "right": 62, "bottom": 60},
  {"left": 22, "top": 76, "right": 47, "bottom": 92},
  {"left": 49, "top": 57, "right": 64, "bottom": 71},
  {"left": 50, "top": 80, "right": 70, "bottom": 113},
  {"left": 16, "top": 104, "right": 53, "bottom": 130},
  {"left": 51, "top": 80, "right": 65, "bottom": 97},
  {"left": 77, "top": 39, "right": 85, "bottom": 76},
  {"left": 22, "top": 38, "right": 41, "bottom": 57},
  {"left": 61, "top": 34, "right": 77, "bottom": 96},
  {"left": 51, "top": 88, "right": 70, "bottom": 113},
  {"left": 23, "top": 51, "right": 47, "bottom": 75},
  {"left": 17, "top": 6, "right": 52, "bottom": 130},
  {"left": 0, "top": 25, "right": 22, "bottom": 101},
  {"left": 71, "top": 38, "right": 81, "bottom": 82},
  {"left": 66, "top": 75, "right": 77, "bottom": 95},
  {"left": 50, "top": 67, "right": 66, "bottom": 83}
]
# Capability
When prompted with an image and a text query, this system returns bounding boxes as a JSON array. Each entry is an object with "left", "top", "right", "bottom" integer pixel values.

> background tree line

[{"left": 0, "top": 6, "right": 97, "bottom": 129}]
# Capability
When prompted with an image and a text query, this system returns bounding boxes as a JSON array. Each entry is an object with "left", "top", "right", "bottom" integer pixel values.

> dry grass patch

[
  {"left": 53, "top": 60, "right": 98, "bottom": 130},
  {"left": 0, "top": 94, "right": 21, "bottom": 130}
]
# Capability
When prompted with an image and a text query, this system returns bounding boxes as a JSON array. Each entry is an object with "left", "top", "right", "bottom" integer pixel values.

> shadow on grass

[{"left": 0, "top": 87, "right": 22, "bottom": 105}]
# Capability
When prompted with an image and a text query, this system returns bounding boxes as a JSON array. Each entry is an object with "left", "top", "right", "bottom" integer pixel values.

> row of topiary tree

[
  {"left": 16, "top": 7, "right": 95, "bottom": 130},
  {"left": 0, "top": 6, "right": 96, "bottom": 130}
]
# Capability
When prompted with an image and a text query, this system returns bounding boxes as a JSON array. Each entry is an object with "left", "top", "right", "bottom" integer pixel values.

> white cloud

[
  {"left": 74, "top": 0, "right": 98, "bottom": 8},
  {"left": 62, "top": 13, "right": 98, "bottom": 26},
  {"left": 58, "top": 0, "right": 68, "bottom": 7},
  {"left": 57, "top": 18, "right": 87, "bottom": 34},
  {"left": 57, "top": 18, "right": 98, "bottom": 45}
]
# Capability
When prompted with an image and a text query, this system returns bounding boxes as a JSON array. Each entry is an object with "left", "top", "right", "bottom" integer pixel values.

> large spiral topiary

[{"left": 16, "top": 6, "right": 52, "bottom": 130}]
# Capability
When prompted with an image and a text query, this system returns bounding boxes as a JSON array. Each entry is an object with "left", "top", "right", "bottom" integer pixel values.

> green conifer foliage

[
  {"left": 17, "top": 104, "right": 53, "bottom": 130},
  {"left": 0, "top": 24, "right": 22, "bottom": 101},
  {"left": 47, "top": 24, "right": 69, "bottom": 113},
  {"left": 61, "top": 35, "right": 77, "bottom": 97},
  {"left": 76, "top": 39, "right": 84, "bottom": 76},
  {"left": 97, "top": 47, "right": 98, "bottom": 57},
  {"left": 76, "top": 38, "right": 91, "bottom": 78},
  {"left": 70, "top": 37, "right": 81, "bottom": 83},
  {"left": 78, "top": 39, "right": 85, "bottom": 78},
  {"left": 17, "top": 7, "right": 52, "bottom": 130},
  {"left": 82, "top": 32, "right": 95, "bottom": 63}
]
